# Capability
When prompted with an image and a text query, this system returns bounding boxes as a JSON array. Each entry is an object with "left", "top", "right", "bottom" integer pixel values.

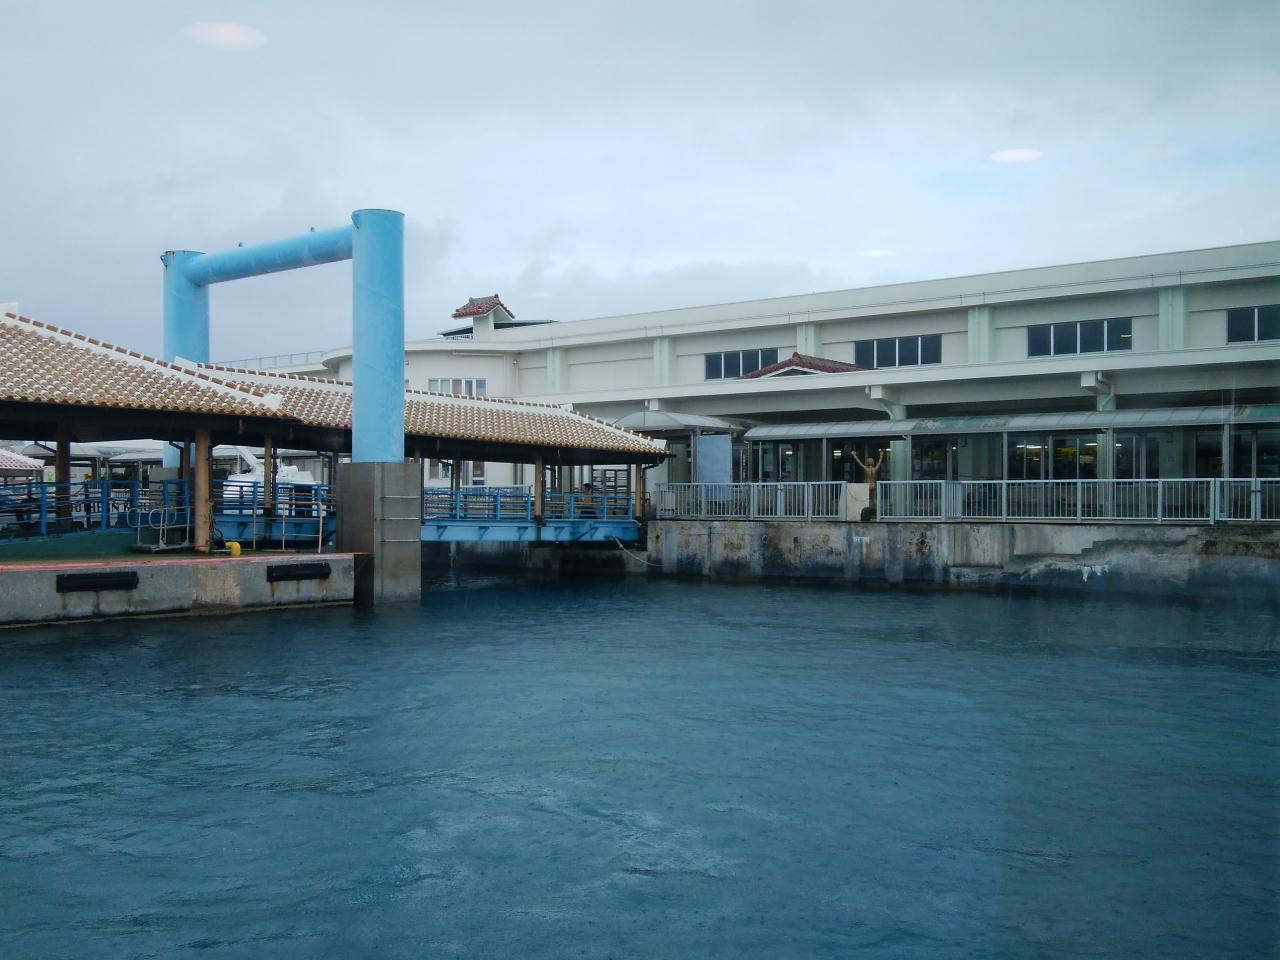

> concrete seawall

[
  {"left": 0, "top": 554, "right": 356, "bottom": 627},
  {"left": 647, "top": 520, "right": 1280, "bottom": 605}
]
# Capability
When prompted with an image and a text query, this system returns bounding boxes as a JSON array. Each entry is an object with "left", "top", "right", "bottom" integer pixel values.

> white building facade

[{"left": 272, "top": 242, "right": 1280, "bottom": 492}]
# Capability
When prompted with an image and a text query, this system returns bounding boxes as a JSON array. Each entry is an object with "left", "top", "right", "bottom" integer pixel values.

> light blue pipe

[
  {"left": 181, "top": 226, "right": 353, "bottom": 286},
  {"left": 350, "top": 209, "right": 405, "bottom": 463},
  {"left": 160, "top": 211, "right": 405, "bottom": 466},
  {"left": 161, "top": 250, "right": 210, "bottom": 467}
]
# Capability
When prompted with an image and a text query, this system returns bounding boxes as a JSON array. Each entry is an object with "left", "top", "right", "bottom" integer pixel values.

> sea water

[{"left": 1, "top": 580, "right": 1276, "bottom": 959}]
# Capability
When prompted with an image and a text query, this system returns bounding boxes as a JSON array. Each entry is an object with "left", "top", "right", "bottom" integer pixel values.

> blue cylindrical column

[
  {"left": 162, "top": 250, "right": 210, "bottom": 364},
  {"left": 350, "top": 209, "right": 405, "bottom": 463},
  {"left": 161, "top": 250, "right": 209, "bottom": 466}
]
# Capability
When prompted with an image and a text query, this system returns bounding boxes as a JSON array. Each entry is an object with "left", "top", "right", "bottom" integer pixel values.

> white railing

[
  {"left": 657, "top": 482, "right": 847, "bottom": 520},
  {"left": 655, "top": 480, "right": 1278, "bottom": 523},
  {"left": 876, "top": 478, "right": 1277, "bottom": 523}
]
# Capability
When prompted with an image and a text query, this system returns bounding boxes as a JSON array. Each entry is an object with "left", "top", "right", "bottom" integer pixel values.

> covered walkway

[{"left": 0, "top": 312, "right": 665, "bottom": 552}]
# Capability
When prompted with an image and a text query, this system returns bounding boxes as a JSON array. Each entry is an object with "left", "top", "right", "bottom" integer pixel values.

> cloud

[
  {"left": 989, "top": 148, "right": 1044, "bottom": 164},
  {"left": 184, "top": 22, "right": 266, "bottom": 51},
  {"left": 0, "top": 0, "right": 1276, "bottom": 361}
]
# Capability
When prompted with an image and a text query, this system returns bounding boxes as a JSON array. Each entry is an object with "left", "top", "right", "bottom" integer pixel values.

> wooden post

[
  {"left": 262, "top": 434, "right": 275, "bottom": 513},
  {"left": 54, "top": 420, "right": 72, "bottom": 520},
  {"left": 533, "top": 456, "right": 545, "bottom": 521},
  {"left": 633, "top": 462, "right": 646, "bottom": 520},
  {"left": 194, "top": 427, "right": 212, "bottom": 553}
]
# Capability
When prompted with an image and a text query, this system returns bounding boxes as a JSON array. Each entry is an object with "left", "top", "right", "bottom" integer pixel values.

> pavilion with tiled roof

[{"left": 0, "top": 311, "right": 664, "bottom": 466}]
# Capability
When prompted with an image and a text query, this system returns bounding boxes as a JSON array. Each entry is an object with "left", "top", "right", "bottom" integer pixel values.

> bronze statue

[{"left": 850, "top": 449, "right": 886, "bottom": 508}]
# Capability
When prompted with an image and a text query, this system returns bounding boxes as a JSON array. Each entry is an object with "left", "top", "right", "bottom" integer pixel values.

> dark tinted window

[
  {"left": 1079, "top": 318, "right": 1105, "bottom": 353},
  {"left": 705, "top": 353, "right": 722, "bottom": 379},
  {"left": 761, "top": 347, "right": 779, "bottom": 367},
  {"left": 898, "top": 336, "right": 919, "bottom": 365},
  {"left": 1051, "top": 322, "right": 1078, "bottom": 354},
  {"left": 741, "top": 350, "right": 761, "bottom": 375},
  {"left": 854, "top": 341, "right": 874, "bottom": 368},
  {"left": 723, "top": 351, "right": 741, "bottom": 377},
  {"left": 921, "top": 334, "right": 942, "bottom": 364},
  {"left": 1227, "top": 307, "right": 1255, "bottom": 343},
  {"left": 1107, "top": 317, "right": 1132, "bottom": 351},
  {"left": 1258, "top": 305, "right": 1280, "bottom": 341},
  {"left": 874, "top": 338, "right": 896, "bottom": 368},
  {"left": 1028, "top": 325, "right": 1051, "bottom": 357}
]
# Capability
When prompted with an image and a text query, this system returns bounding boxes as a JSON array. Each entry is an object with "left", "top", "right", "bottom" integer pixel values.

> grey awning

[
  {"left": 614, "top": 411, "right": 740, "bottom": 433},
  {"left": 742, "top": 404, "right": 1280, "bottom": 441}
]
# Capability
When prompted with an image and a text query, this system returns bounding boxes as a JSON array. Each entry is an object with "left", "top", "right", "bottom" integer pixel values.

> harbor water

[{"left": 1, "top": 580, "right": 1277, "bottom": 958}]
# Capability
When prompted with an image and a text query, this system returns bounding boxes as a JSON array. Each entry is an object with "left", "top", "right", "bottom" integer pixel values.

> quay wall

[
  {"left": 646, "top": 521, "right": 1280, "bottom": 604},
  {"left": 0, "top": 554, "right": 356, "bottom": 628}
]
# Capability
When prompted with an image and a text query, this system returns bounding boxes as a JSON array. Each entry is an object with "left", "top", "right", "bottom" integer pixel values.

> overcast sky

[{"left": 1, "top": 1, "right": 1277, "bottom": 361}]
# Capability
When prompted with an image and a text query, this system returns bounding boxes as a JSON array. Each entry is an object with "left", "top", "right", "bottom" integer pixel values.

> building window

[
  {"left": 428, "top": 458, "right": 451, "bottom": 480},
  {"left": 1227, "top": 305, "right": 1280, "bottom": 343},
  {"left": 853, "top": 334, "right": 942, "bottom": 369},
  {"left": 704, "top": 348, "right": 779, "bottom": 380},
  {"left": 427, "top": 378, "right": 487, "bottom": 396},
  {"left": 1027, "top": 318, "right": 1131, "bottom": 357}
]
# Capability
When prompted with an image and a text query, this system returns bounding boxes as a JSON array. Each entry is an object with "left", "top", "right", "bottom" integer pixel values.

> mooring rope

[{"left": 611, "top": 537, "right": 661, "bottom": 566}]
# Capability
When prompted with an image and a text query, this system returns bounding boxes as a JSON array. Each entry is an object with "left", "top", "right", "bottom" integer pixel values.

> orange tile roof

[
  {"left": 199, "top": 363, "right": 664, "bottom": 457},
  {"left": 0, "top": 313, "right": 282, "bottom": 417},
  {"left": 0, "top": 311, "right": 663, "bottom": 458}
]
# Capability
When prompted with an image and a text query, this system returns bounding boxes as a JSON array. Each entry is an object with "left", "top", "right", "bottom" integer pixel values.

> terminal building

[{"left": 263, "top": 241, "right": 1278, "bottom": 494}]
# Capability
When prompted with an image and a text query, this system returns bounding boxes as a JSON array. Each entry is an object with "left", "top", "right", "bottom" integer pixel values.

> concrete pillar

[
  {"left": 796, "top": 321, "right": 821, "bottom": 356},
  {"left": 547, "top": 347, "right": 567, "bottom": 392},
  {"left": 193, "top": 427, "right": 211, "bottom": 553},
  {"left": 1158, "top": 287, "right": 1188, "bottom": 350},
  {"left": 533, "top": 456, "right": 546, "bottom": 521},
  {"left": 966, "top": 306, "right": 995, "bottom": 364},
  {"left": 335, "top": 461, "right": 422, "bottom": 604},
  {"left": 54, "top": 420, "right": 71, "bottom": 520},
  {"left": 652, "top": 337, "right": 676, "bottom": 386}
]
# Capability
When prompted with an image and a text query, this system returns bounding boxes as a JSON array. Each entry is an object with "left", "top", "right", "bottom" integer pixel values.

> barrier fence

[
  {"left": 423, "top": 488, "right": 634, "bottom": 521},
  {"left": 655, "top": 479, "right": 1279, "bottom": 523},
  {"left": 657, "top": 482, "right": 847, "bottom": 521}
]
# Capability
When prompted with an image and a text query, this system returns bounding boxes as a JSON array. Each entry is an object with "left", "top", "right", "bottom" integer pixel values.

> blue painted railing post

[
  {"left": 494, "top": 491, "right": 502, "bottom": 520},
  {"left": 38, "top": 483, "right": 48, "bottom": 535},
  {"left": 350, "top": 209, "right": 405, "bottom": 463},
  {"left": 100, "top": 481, "right": 110, "bottom": 530}
]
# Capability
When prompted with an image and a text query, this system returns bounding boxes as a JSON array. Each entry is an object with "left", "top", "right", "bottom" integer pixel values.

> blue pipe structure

[
  {"left": 161, "top": 209, "right": 405, "bottom": 465},
  {"left": 351, "top": 210, "right": 405, "bottom": 464}
]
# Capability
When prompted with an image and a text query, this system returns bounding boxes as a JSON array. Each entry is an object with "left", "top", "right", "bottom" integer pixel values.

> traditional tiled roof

[
  {"left": 451, "top": 294, "right": 513, "bottom": 320},
  {"left": 740, "top": 351, "right": 865, "bottom": 379},
  {"left": 199, "top": 364, "right": 664, "bottom": 457},
  {"left": 0, "top": 313, "right": 283, "bottom": 416},
  {"left": 0, "top": 311, "right": 664, "bottom": 458},
  {"left": 0, "top": 448, "right": 42, "bottom": 472}
]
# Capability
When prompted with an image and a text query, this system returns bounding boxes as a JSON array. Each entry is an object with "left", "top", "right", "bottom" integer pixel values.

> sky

[{"left": 1, "top": 0, "right": 1277, "bottom": 363}]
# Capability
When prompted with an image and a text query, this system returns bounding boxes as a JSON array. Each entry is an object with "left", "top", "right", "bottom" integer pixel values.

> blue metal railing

[
  {"left": 422, "top": 488, "right": 634, "bottom": 522},
  {"left": 0, "top": 479, "right": 172, "bottom": 539}
]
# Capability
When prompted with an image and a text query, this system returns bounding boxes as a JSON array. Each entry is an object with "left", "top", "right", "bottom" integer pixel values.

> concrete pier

[
  {"left": 0, "top": 553, "right": 356, "bottom": 627},
  {"left": 336, "top": 461, "right": 422, "bottom": 604},
  {"left": 645, "top": 520, "right": 1280, "bottom": 605}
]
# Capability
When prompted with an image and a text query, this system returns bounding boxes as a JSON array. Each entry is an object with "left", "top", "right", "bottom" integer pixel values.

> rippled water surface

[{"left": 1, "top": 580, "right": 1277, "bottom": 959}]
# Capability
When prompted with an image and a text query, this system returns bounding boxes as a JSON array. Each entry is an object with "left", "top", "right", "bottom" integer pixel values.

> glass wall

[
  {"left": 826, "top": 439, "right": 894, "bottom": 483},
  {"left": 735, "top": 424, "right": 1275, "bottom": 486}
]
